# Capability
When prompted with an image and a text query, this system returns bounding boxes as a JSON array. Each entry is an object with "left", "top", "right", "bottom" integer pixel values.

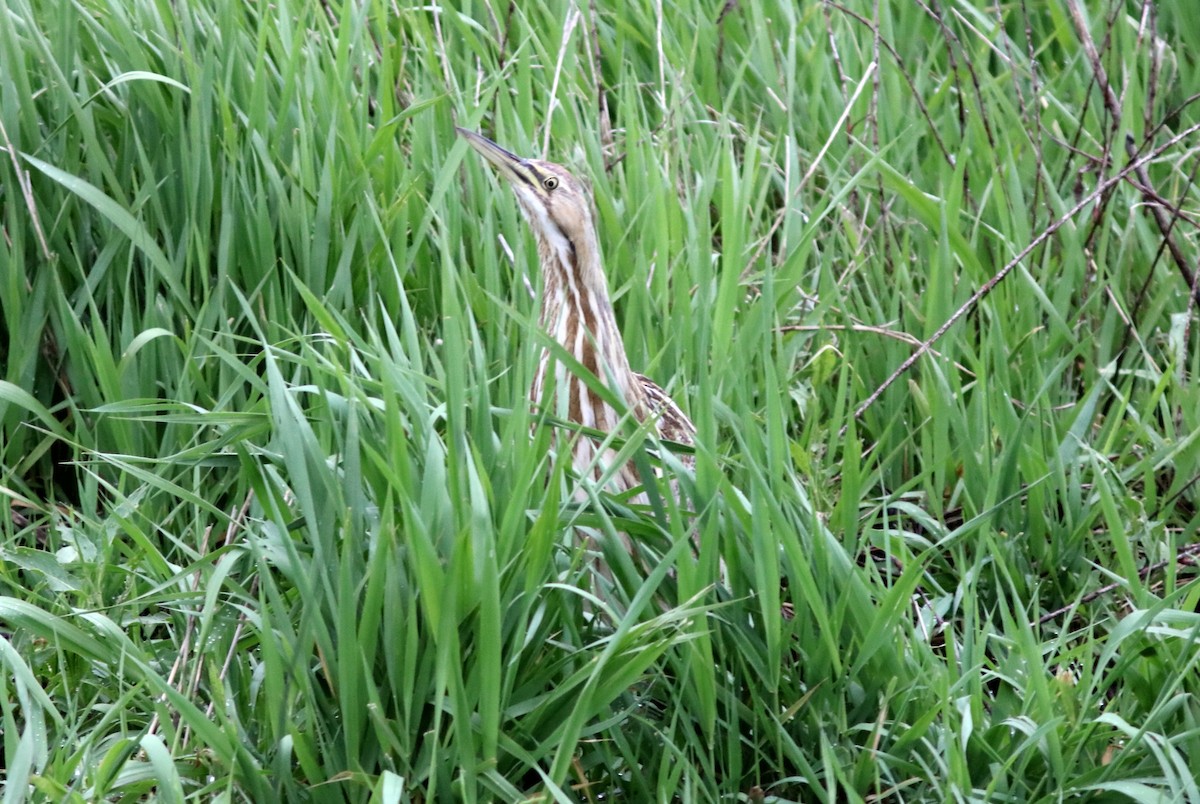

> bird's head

[{"left": 457, "top": 127, "right": 599, "bottom": 274}]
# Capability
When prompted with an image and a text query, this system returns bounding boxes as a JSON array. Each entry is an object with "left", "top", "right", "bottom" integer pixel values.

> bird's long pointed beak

[{"left": 457, "top": 127, "right": 529, "bottom": 186}]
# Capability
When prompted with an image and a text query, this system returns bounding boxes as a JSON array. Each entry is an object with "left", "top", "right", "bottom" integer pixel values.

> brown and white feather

[{"left": 459, "top": 128, "right": 694, "bottom": 499}]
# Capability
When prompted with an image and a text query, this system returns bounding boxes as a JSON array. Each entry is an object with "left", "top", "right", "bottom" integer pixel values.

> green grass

[{"left": 3, "top": 0, "right": 1200, "bottom": 800}]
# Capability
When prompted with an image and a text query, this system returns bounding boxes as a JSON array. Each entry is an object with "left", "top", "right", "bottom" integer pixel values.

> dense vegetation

[{"left": 3, "top": 0, "right": 1199, "bottom": 800}]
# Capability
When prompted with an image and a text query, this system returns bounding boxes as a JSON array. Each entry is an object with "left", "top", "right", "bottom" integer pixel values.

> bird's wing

[{"left": 635, "top": 373, "right": 696, "bottom": 448}]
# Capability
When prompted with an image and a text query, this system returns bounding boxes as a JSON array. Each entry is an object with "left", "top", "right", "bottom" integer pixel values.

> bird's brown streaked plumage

[{"left": 457, "top": 127, "right": 695, "bottom": 498}]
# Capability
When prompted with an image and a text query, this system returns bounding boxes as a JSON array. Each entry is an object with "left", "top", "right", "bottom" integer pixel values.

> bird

[{"left": 457, "top": 127, "right": 695, "bottom": 507}]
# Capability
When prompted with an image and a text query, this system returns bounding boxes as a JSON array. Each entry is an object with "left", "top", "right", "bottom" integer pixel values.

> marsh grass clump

[{"left": 1, "top": 0, "right": 1198, "bottom": 800}]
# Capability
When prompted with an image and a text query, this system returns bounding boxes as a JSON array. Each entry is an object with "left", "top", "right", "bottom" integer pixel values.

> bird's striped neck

[{"left": 527, "top": 223, "right": 645, "bottom": 430}]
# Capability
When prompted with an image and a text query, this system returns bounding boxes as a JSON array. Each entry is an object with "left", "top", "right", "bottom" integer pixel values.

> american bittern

[{"left": 458, "top": 127, "right": 694, "bottom": 501}]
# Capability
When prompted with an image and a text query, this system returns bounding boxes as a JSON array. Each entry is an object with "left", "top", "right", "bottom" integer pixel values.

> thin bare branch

[
  {"left": 1038, "top": 541, "right": 1200, "bottom": 626},
  {"left": 850, "top": 121, "right": 1200, "bottom": 425},
  {"left": 0, "top": 117, "right": 51, "bottom": 263}
]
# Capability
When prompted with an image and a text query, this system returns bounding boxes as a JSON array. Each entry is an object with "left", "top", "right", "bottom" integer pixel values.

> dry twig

[{"left": 850, "top": 120, "right": 1200, "bottom": 426}]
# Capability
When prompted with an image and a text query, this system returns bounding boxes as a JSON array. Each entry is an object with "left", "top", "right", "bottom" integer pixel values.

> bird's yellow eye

[{"left": 543, "top": 176, "right": 559, "bottom": 191}]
